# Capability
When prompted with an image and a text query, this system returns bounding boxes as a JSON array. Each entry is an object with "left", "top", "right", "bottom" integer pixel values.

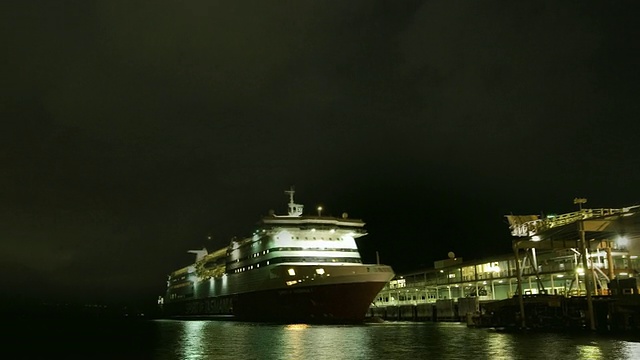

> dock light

[
  {"left": 288, "top": 268, "right": 296, "bottom": 276},
  {"left": 574, "top": 198, "right": 587, "bottom": 207},
  {"left": 556, "top": 274, "right": 564, "bottom": 278},
  {"left": 576, "top": 267, "right": 585, "bottom": 275},
  {"left": 317, "top": 206, "right": 323, "bottom": 217},
  {"left": 617, "top": 235, "right": 629, "bottom": 248}
]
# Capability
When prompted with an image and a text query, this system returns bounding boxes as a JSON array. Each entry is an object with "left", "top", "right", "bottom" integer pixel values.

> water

[{"left": 6, "top": 319, "right": 640, "bottom": 359}]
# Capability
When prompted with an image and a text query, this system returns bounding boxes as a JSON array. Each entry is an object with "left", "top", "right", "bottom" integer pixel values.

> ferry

[{"left": 161, "top": 188, "right": 395, "bottom": 323}]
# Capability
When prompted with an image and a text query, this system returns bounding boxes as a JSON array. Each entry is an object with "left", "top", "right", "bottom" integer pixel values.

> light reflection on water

[
  {"left": 153, "top": 320, "right": 640, "bottom": 360},
  {"left": 485, "top": 331, "right": 514, "bottom": 359},
  {"left": 176, "top": 320, "right": 206, "bottom": 359}
]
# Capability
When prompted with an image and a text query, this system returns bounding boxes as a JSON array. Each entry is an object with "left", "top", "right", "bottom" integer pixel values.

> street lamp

[{"left": 317, "top": 206, "right": 323, "bottom": 217}]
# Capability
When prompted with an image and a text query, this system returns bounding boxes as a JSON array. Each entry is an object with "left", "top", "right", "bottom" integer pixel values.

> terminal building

[{"left": 370, "top": 202, "right": 640, "bottom": 322}]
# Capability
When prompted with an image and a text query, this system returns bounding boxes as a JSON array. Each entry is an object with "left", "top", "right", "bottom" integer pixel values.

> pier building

[{"left": 370, "top": 202, "right": 640, "bottom": 329}]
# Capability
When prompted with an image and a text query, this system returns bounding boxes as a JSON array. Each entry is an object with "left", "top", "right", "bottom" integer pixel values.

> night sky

[{"left": 3, "top": 1, "right": 640, "bottom": 309}]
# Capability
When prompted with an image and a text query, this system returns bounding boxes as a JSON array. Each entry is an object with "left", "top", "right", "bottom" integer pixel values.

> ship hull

[
  {"left": 164, "top": 280, "right": 388, "bottom": 324},
  {"left": 234, "top": 280, "right": 387, "bottom": 323}
]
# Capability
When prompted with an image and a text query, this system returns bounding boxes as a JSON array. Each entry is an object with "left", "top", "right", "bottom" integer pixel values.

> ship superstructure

[{"left": 163, "top": 188, "right": 395, "bottom": 323}]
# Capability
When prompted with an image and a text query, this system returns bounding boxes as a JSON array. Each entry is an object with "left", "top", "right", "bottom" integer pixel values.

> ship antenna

[{"left": 285, "top": 186, "right": 295, "bottom": 205}]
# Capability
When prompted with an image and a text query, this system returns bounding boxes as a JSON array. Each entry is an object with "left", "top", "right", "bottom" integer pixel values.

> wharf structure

[{"left": 369, "top": 201, "right": 640, "bottom": 331}]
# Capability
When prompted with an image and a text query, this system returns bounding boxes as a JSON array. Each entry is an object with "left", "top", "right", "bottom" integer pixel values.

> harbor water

[{"left": 6, "top": 318, "right": 640, "bottom": 359}]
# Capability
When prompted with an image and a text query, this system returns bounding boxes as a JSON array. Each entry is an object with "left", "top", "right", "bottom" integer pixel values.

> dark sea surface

[{"left": 6, "top": 318, "right": 640, "bottom": 359}]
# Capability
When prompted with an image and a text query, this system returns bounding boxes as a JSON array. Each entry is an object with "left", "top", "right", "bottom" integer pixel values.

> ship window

[{"left": 288, "top": 268, "right": 296, "bottom": 276}]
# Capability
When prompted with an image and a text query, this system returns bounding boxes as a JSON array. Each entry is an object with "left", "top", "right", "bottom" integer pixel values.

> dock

[
  {"left": 368, "top": 201, "right": 640, "bottom": 332},
  {"left": 367, "top": 290, "right": 640, "bottom": 332}
]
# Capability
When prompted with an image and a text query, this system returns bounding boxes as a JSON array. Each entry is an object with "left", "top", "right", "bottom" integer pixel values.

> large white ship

[{"left": 162, "top": 188, "right": 395, "bottom": 323}]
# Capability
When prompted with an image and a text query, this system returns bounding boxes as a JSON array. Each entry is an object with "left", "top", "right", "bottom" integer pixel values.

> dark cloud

[{"left": 2, "top": 0, "right": 639, "bottom": 304}]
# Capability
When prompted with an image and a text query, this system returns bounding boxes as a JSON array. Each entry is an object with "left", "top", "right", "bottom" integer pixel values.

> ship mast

[{"left": 284, "top": 186, "right": 304, "bottom": 217}]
